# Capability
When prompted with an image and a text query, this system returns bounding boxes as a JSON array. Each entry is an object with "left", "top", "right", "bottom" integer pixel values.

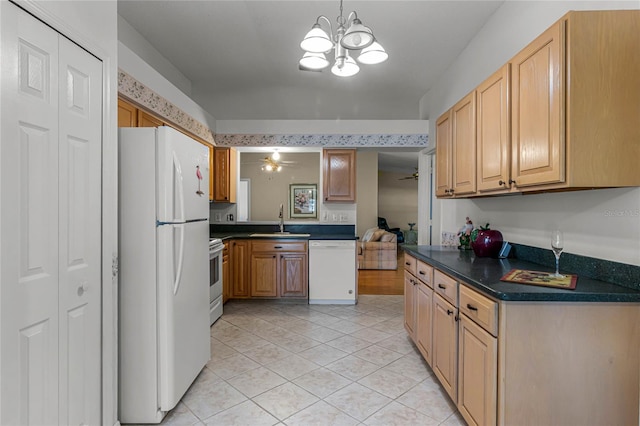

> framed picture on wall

[{"left": 289, "top": 184, "right": 317, "bottom": 218}]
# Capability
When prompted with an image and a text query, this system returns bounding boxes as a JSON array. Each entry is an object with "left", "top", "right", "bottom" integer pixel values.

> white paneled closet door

[{"left": 0, "top": 3, "right": 102, "bottom": 425}]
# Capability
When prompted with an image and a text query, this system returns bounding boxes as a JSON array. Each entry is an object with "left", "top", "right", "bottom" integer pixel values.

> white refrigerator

[{"left": 118, "top": 127, "right": 210, "bottom": 424}]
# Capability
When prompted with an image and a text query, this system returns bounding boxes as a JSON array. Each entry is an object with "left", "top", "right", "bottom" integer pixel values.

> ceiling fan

[{"left": 399, "top": 168, "right": 419, "bottom": 180}]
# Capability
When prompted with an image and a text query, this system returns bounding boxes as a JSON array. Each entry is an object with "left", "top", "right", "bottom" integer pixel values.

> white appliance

[
  {"left": 209, "top": 238, "right": 224, "bottom": 324},
  {"left": 308, "top": 240, "right": 357, "bottom": 304},
  {"left": 118, "top": 127, "right": 211, "bottom": 424}
]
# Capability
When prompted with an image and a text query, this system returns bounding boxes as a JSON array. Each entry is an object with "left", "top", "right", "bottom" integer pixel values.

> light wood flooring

[{"left": 357, "top": 248, "right": 404, "bottom": 295}]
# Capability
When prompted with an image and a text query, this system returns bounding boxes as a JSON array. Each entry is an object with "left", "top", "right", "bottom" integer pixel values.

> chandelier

[{"left": 298, "top": 0, "right": 388, "bottom": 77}]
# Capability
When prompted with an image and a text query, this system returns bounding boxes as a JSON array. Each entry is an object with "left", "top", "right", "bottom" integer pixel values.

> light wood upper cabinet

[
  {"left": 118, "top": 98, "right": 138, "bottom": 127},
  {"left": 452, "top": 91, "right": 477, "bottom": 196},
  {"left": 323, "top": 149, "right": 356, "bottom": 202},
  {"left": 476, "top": 64, "right": 511, "bottom": 194},
  {"left": 510, "top": 20, "right": 564, "bottom": 188},
  {"left": 137, "top": 109, "right": 164, "bottom": 128},
  {"left": 435, "top": 111, "right": 453, "bottom": 197},
  {"left": 437, "top": 10, "right": 640, "bottom": 198},
  {"left": 213, "top": 147, "right": 237, "bottom": 203},
  {"left": 511, "top": 10, "right": 640, "bottom": 190}
]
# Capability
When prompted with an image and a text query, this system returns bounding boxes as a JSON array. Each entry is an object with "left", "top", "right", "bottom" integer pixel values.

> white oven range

[{"left": 209, "top": 238, "right": 224, "bottom": 324}]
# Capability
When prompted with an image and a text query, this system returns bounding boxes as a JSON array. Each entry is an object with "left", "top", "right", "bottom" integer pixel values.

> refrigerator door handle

[
  {"left": 173, "top": 225, "right": 185, "bottom": 295},
  {"left": 173, "top": 152, "right": 186, "bottom": 222}
]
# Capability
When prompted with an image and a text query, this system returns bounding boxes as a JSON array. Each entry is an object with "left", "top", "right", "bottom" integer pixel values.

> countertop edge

[{"left": 403, "top": 246, "right": 640, "bottom": 303}]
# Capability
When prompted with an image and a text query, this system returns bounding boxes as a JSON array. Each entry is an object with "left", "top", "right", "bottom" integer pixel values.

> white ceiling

[{"left": 117, "top": 0, "right": 505, "bottom": 121}]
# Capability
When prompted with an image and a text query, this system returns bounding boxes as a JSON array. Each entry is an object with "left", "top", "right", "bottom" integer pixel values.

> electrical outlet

[
  {"left": 214, "top": 213, "right": 222, "bottom": 222},
  {"left": 332, "top": 214, "right": 337, "bottom": 221}
]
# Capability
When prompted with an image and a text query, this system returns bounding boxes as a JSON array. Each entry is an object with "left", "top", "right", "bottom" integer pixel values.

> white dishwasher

[{"left": 308, "top": 240, "right": 357, "bottom": 304}]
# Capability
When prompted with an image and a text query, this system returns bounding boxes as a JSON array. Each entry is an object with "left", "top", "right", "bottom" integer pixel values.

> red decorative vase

[{"left": 471, "top": 229, "right": 503, "bottom": 258}]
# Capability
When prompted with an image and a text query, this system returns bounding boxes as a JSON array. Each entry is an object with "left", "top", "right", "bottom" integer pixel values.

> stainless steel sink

[{"left": 249, "top": 233, "right": 311, "bottom": 238}]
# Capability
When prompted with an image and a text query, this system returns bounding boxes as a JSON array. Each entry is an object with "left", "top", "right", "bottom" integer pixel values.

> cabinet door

[
  {"left": 432, "top": 294, "right": 458, "bottom": 403},
  {"left": 452, "top": 91, "right": 477, "bottom": 196},
  {"left": 208, "top": 146, "right": 215, "bottom": 202},
  {"left": 510, "top": 20, "right": 564, "bottom": 188},
  {"left": 279, "top": 253, "right": 308, "bottom": 298},
  {"left": 323, "top": 149, "right": 356, "bottom": 202},
  {"left": 213, "top": 147, "right": 237, "bottom": 203},
  {"left": 231, "top": 240, "right": 249, "bottom": 297},
  {"left": 118, "top": 98, "right": 138, "bottom": 127},
  {"left": 222, "top": 243, "right": 230, "bottom": 303},
  {"left": 250, "top": 253, "right": 278, "bottom": 297},
  {"left": 477, "top": 64, "right": 511, "bottom": 193},
  {"left": 415, "top": 282, "right": 433, "bottom": 366},
  {"left": 435, "top": 110, "right": 452, "bottom": 197},
  {"left": 403, "top": 271, "right": 417, "bottom": 338},
  {"left": 137, "top": 109, "right": 164, "bottom": 127},
  {"left": 458, "top": 314, "right": 497, "bottom": 426}
]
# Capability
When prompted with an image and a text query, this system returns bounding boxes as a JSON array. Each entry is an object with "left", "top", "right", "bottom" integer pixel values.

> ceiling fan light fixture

[
  {"left": 300, "top": 24, "right": 333, "bottom": 53},
  {"left": 358, "top": 41, "right": 388, "bottom": 65},
  {"left": 299, "top": 52, "right": 330, "bottom": 70},
  {"left": 271, "top": 151, "right": 280, "bottom": 160}
]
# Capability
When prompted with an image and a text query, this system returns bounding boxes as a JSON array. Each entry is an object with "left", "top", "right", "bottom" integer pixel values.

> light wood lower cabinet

[
  {"left": 458, "top": 313, "right": 497, "bottom": 426},
  {"left": 222, "top": 242, "right": 230, "bottom": 303},
  {"left": 231, "top": 239, "right": 308, "bottom": 299},
  {"left": 279, "top": 253, "right": 308, "bottom": 298},
  {"left": 432, "top": 293, "right": 458, "bottom": 403},
  {"left": 415, "top": 281, "right": 433, "bottom": 365},
  {"left": 403, "top": 253, "right": 640, "bottom": 425},
  {"left": 230, "top": 240, "right": 250, "bottom": 298},
  {"left": 403, "top": 270, "right": 417, "bottom": 338}
]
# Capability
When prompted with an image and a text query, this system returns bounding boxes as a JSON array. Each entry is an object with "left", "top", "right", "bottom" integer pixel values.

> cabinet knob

[
  {"left": 509, "top": 179, "right": 516, "bottom": 185},
  {"left": 447, "top": 309, "right": 453, "bottom": 316},
  {"left": 444, "top": 189, "right": 449, "bottom": 194},
  {"left": 498, "top": 180, "right": 505, "bottom": 186}
]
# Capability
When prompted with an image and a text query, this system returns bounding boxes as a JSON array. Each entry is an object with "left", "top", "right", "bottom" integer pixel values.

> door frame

[{"left": 11, "top": 1, "right": 118, "bottom": 424}]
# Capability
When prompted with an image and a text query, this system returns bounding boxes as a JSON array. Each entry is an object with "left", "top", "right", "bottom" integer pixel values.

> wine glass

[{"left": 551, "top": 230, "right": 564, "bottom": 278}]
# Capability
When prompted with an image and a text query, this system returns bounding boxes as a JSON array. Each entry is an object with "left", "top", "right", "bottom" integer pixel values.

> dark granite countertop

[
  {"left": 210, "top": 232, "right": 357, "bottom": 241},
  {"left": 210, "top": 224, "right": 357, "bottom": 242},
  {"left": 403, "top": 245, "right": 640, "bottom": 303}
]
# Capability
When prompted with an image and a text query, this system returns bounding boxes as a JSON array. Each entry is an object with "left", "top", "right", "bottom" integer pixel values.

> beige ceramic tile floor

[{"left": 145, "top": 295, "right": 466, "bottom": 426}]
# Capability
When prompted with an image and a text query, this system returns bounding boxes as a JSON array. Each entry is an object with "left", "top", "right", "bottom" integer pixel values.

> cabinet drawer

[
  {"left": 251, "top": 241, "right": 307, "bottom": 253},
  {"left": 433, "top": 270, "right": 458, "bottom": 306},
  {"left": 403, "top": 254, "right": 417, "bottom": 275},
  {"left": 416, "top": 260, "right": 433, "bottom": 288},
  {"left": 459, "top": 285, "right": 498, "bottom": 336}
]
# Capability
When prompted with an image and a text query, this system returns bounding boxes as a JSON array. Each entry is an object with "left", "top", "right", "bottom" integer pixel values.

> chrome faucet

[{"left": 279, "top": 203, "right": 284, "bottom": 233}]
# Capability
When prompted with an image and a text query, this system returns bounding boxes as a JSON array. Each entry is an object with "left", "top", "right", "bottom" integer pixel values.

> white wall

[
  {"left": 420, "top": 1, "right": 640, "bottom": 266},
  {"left": 118, "top": 40, "right": 216, "bottom": 132},
  {"left": 118, "top": 15, "right": 192, "bottom": 96},
  {"left": 216, "top": 120, "right": 428, "bottom": 135}
]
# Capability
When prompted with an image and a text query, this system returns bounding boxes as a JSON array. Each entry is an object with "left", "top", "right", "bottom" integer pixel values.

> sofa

[{"left": 357, "top": 227, "right": 398, "bottom": 270}]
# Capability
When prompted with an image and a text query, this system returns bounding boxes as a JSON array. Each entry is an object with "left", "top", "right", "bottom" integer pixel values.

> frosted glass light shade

[
  {"left": 331, "top": 55, "right": 359, "bottom": 77},
  {"left": 357, "top": 41, "right": 388, "bottom": 65},
  {"left": 340, "top": 19, "right": 374, "bottom": 50},
  {"left": 300, "top": 24, "right": 333, "bottom": 53},
  {"left": 299, "top": 52, "right": 330, "bottom": 70}
]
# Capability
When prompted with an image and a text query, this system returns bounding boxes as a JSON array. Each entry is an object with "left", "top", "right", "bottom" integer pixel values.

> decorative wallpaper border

[
  {"left": 215, "top": 133, "right": 428, "bottom": 147},
  {"left": 118, "top": 70, "right": 215, "bottom": 144}
]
